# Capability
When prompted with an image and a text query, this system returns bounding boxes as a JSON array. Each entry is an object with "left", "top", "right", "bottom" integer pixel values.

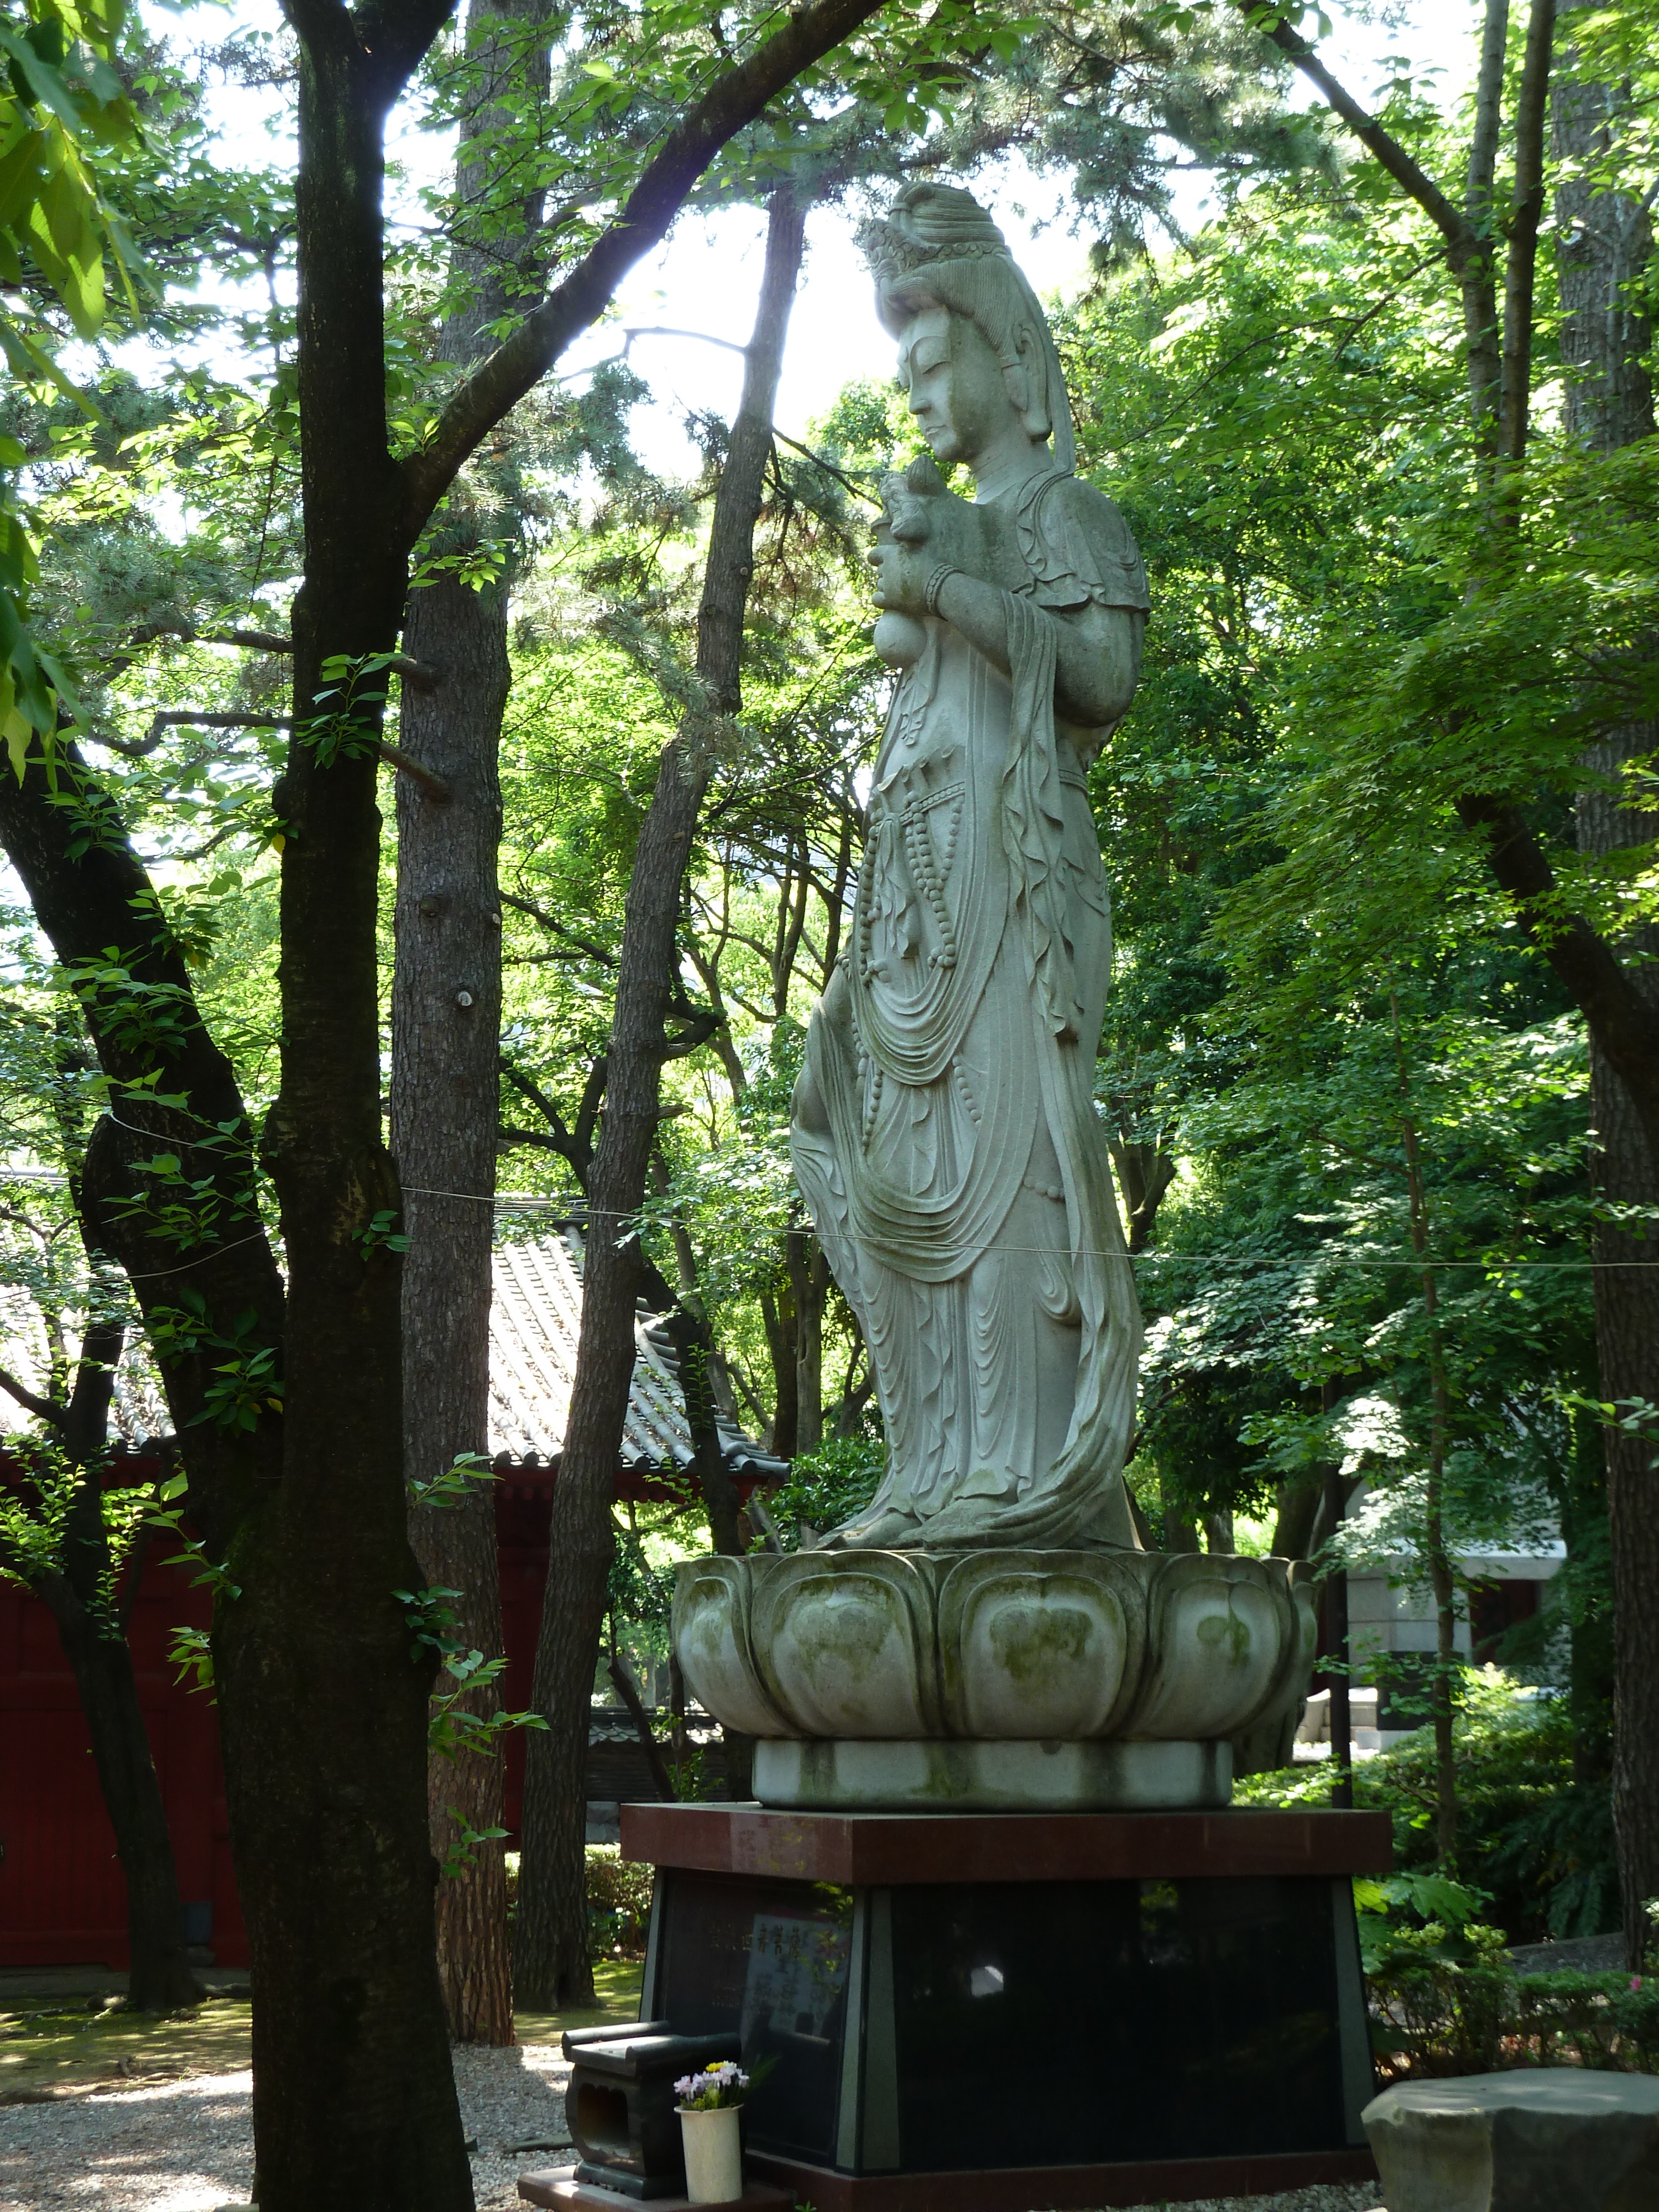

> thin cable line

[
  {"left": 403, "top": 1188, "right": 1655, "bottom": 1271},
  {"left": 123, "top": 1232, "right": 273, "bottom": 1280}
]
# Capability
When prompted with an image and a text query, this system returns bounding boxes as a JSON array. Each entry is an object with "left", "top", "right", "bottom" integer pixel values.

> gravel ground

[
  {"left": 0, "top": 2044, "right": 572, "bottom": 2212},
  {"left": 0, "top": 2050, "right": 1380, "bottom": 2212}
]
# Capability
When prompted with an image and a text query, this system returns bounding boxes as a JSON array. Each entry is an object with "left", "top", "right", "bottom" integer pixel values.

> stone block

[
  {"left": 752, "top": 1734, "right": 1231, "bottom": 1811},
  {"left": 1363, "top": 2068, "right": 1659, "bottom": 2211}
]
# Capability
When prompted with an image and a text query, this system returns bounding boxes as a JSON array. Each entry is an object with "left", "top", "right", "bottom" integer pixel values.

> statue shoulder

[{"left": 1019, "top": 472, "right": 1150, "bottom": 615}]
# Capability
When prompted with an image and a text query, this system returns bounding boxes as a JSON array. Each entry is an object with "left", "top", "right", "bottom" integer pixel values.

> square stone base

[
  {"left": 518, "top": 2167, "right": 792, "bottom": 2211},
  {"left": 618, "top": 1803, "right": 1389, "bottom": 2207}
]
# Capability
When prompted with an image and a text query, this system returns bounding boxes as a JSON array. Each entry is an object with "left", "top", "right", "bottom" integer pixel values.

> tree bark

[
  {"left": 48, "top": 1567, "right": 205, "bottom": 2012},
  {"left": 232, "top": 13, "right": 472, "bottom": 2205},
  {"left": 23, "top": 1312, "right": 205, "bottom": 2013},
  {"left": 1554, "top": 0, "right": 1659, "bottom": 1968},
  {"left": 391, "top": 0, "right": 552, "bottom": 2049},
  {"left": 394, "top": 560, "right": 514, "bottom": 2048},
  {"left": 760, "top": 1283, "right": 799, "bottom": 1458},
  {"left": 515, "top": 184, "right": 807, "bottom": 2008},
  {"left": 785, "top": 1225, "right": 830, "bottom": 1453}
]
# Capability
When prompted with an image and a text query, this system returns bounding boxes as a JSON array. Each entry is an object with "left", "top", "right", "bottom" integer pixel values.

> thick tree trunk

[
  {"left": 390, "top": 0, "right": 553, "bottom": 2047},
  {"left": 394, "top": 569, "right": 513, "bottom": 2046},
  {"left": 1554, "top": 2, "right": 1659, "bottom": 1966},
  {"left": 515, "top": 185, "right": 807, "bottom": 2007},
  {"left": 232, "top": 22, "right": 472, "bottom": 2208}
]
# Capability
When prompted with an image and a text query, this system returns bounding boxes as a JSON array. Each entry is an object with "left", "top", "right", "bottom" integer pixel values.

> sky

[
  {"left": 163, "top": 0, "right": 1487, "bottom": 482},
  {"left": 545, "top": 2, "right": 1485, "bottom": 474}
]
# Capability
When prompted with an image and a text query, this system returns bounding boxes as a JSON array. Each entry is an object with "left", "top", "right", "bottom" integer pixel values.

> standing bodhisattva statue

[
  {"left": 796, "top": 186, "right": 1159, "bottom": 1557},
  {"left": 792, "top": 184, "right": 1151, "bottom": 1553}
]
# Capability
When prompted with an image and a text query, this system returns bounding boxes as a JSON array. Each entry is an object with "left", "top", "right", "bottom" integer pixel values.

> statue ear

[{"left": 1011, "top": 324, "right": 1051, "bottom": 440}]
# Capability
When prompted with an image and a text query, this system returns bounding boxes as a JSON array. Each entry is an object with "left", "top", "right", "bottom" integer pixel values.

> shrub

[
  {"left": 1237, "top": 1671, "right": 1618, "bottom": 1944},
  {"left": 586, "top": 1843, "right": 655, "bottom": 1958},
  {"left": 1364, "top": 1915, "right": 1520, "bottom": 2077},
  {"left": 767, "top": 1437, "right": 885, "bottom": 1548},
  {"left": 1366, "top": 1948, "right": 1659, "bottom": 2081}
]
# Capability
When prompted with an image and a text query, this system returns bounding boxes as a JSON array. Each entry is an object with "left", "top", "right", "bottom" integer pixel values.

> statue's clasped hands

[{"left": 869, "top": 455, "right": 980, "bottom": 618}]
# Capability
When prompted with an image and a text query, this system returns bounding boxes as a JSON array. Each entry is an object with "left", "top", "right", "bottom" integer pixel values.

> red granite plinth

[
  {"left": 620, "top": 1799, "right": 1393, "bottom": 1880},
  {"left": 616, "top": 1799, "right": 1387, "bottom": 2208},
  {"left": 745, "top": 2148, "right": 1380, "bottom": 2211}
]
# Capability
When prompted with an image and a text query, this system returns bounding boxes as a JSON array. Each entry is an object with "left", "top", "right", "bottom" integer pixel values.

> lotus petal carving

[{"left": 674, "top": 1548, "right": 1316, "bottom": 1755}]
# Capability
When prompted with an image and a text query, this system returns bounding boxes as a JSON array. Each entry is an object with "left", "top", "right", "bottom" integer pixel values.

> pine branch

[{"left": 399, "top": 0, "right": 888, "bottom": 535}]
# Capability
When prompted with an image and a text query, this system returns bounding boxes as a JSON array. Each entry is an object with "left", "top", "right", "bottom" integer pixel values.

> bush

[
  {"left": 1364, "top": 1914, "right": 1522, "bottom": 2077},
  {"left": 1365, "top": 1942, "right": 1659, "bottom": 2081},
  {"left": 586, "top": 1844, "right": 655, "bottom": 1959},
  {"left": 767, "top": 1436, "right": 885, "bottom": 1548},
  {"left": 1237, "top": 1671, "right": 1618, "bottom": 1944}
]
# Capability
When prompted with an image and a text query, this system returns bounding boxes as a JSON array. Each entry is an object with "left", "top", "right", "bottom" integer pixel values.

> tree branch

[
  {"left": 1500, "top": 0, "right": 1557, "bottom": 466},
  {"left": 499, "top": 890, "right": 617, "bottom": 967},
  {"left": 0, "top": 1366, "right": 66, "bottom": 1427},
  {"left": 1456, "top": 792, "right": 1659, "bottom": 1164},
  {"left": 606, "top": 1650, "right": 678, "bottom": 1802},
  {"left": 106, "top": 622, "right": 437, "bottom": 688},
  {"left": 92, "top": 709, "right": 451, "bottom": 800},
  {"left": 1245, "top": 7, "right": 1479, "bottom": 259},
  {"left": 399, "top": 0, "right": 888, "bottom": 535}
]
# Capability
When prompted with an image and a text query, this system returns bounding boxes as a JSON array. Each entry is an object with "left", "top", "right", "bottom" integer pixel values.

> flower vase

[{"left": 678, "top": 2103, "right": 744, "bottom": 2204}]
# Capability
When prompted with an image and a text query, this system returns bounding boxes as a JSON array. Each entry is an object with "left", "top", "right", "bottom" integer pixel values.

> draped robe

[{"left": 791, "top": 469, "right": 1152, "bottom": 1551}]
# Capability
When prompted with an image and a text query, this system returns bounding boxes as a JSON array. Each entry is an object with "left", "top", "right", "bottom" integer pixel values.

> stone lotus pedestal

[
  {"left": 633, "top": 1549, "right": 1376, "bottom": 2206},
  {"left": 673, "top": 1548, "right": 1317, "bottom": 1810}
]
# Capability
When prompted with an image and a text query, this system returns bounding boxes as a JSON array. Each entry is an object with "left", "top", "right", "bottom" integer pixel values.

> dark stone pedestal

[
  {"left": 518, "top": 2170, "right": 792, "bottom": 2212},
  {"left": 618, "top": 1801, "right": 1391, "bottom": 2211}
]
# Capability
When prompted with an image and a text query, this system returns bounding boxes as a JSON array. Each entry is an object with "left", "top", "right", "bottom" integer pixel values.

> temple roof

[
  {"left": 487, "top": 1230, "right": 784, "bottom": 1480},
  {"left": 2, "top": 1230, "right": 785, "bottom": 1485}
]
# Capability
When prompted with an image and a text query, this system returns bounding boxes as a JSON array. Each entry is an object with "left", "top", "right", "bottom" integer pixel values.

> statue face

[{"left": 899, "top": 305, "right": 1028, "bottom": 470}]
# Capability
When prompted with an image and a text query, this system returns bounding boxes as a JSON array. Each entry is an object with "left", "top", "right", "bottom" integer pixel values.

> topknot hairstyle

[{"left": 856, "top": 183, "right": 1076, "bottom": 473}]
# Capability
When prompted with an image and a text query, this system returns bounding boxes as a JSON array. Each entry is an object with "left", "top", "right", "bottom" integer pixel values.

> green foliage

[
  {"left": 1242, "top": 1674, "right": 1618, "bottom": 1945},
  {"left": 146, "top": 1290, "right": 281, "bottom": 1432},
  {"left": 407, "top": 1451, "right": 499, "bottom": 1512},
  {"left": 0, "top": 0, "right": 144, "bottom": 766},
  {"left": 585, "top": 1843, "right": 655, "bottom": 1959},
  {"left": 392, "top": 1583, "right": 549, "bottom": 1765},
  {"left": 768, "top": 1436, "right": 885, "bottom": 1548}
]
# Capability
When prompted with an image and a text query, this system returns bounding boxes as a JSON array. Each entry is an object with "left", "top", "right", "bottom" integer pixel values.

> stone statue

[
  {"left": 674, "top": 184, "right": 1313, "bottom": 1814},
  {"left": 791, "top": 183, "right": 1150, "bottom": 1553}
]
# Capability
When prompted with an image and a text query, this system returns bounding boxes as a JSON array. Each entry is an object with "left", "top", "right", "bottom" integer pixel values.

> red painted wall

[
  {"left": 0, "top": 1549, "right": 244, "bottom": 1969},
  {"left": 1, "top": 1462, "right": 734, "bottom": 1969}
]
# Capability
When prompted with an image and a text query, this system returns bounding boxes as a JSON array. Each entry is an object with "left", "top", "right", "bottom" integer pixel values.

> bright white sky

[{"left": 156, "top": 1, "right": 1485, "bottom": 481}]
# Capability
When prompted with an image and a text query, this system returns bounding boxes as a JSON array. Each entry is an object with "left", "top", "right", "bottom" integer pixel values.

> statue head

[{"left": 857, "top": 183, "right": 1076, "bottom": 476}]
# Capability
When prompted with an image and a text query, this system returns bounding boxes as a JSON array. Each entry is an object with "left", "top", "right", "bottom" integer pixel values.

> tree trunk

[
  {"left": 394, "top": 566, "right": 513, "bottom": 2047},
  {"left": 515, "top": 184, "right": 807, "bottom": 2008},
  {"left": 1398, "top": 1077, "right": 1460, "bottom": 1870},
  {"left": 40, "top": 1314, "right": 204, "bottom": 2013},
  {"left": 49, "top": 1577, "right": 204, "bottom": 2012},
  {"left": 231, "top": 22, "right": 473, "bottom": 2206},
  {"left": 389, "top": 0, "right": 553, "bottom": 2052},
  {"left": 1554, "top": 0, "right": 1659, "bottom": 1966},
  {"left": 786, "top": 1227, "right": 830, "bottom": 1453},
  {"left": 760, "top": 1283, "right": 799, "bottom": 1458}
]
